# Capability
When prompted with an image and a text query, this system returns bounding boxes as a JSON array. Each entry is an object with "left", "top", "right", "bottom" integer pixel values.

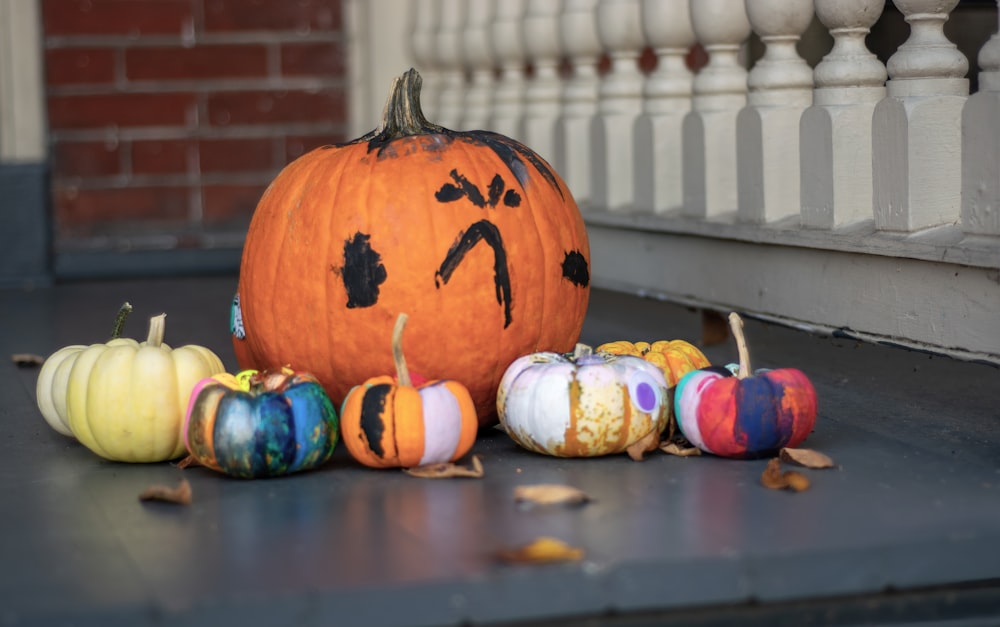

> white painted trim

[{"left": 0, "top": 0, "right": 46, "bottom": 162}]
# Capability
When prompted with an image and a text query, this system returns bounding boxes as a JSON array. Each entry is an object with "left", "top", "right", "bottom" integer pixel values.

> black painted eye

[
  {"left": 340, "top": 232, "right": 387, "bottom": 308},
  {"left": 562, "top": 250, "right": 589, "bottom": 287}
]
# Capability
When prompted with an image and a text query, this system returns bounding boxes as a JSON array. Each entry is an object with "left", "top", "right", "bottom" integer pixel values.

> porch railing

[{"left": 348, "top": 0, "right": 1000, "bottom": 363}]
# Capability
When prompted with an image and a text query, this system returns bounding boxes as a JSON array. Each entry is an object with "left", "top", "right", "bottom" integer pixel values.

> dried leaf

[
  {"left": 760, "top": 459, "right": 810, "bottom": 492},
  {"left": 174, "top": 455, "right": 201, "bottom": 469},
  {"left": 12, "top": 353, "right": 45, "bottom": 367},
  {"left": 514, "top": 484, "right": 590, "bottom": 507},
  {"left": 138, "top": 478, "right": 192, "bottom": 505},
  {"left": 495, "top": 536, "right": 584, "bottom": 564},
  {"left": 660, "top": 441, "right": 702, "bottom": 457},
  {"left": 701, "top": 309, "right": 729, "bottom": 347},
  {"left": 780, "top": 447, "right": 835, "bottom": 469},
  {"left": 626, "top": 429, "right": 660, "bottom": 461},
  {"left": 405, "top": 455, "right": 484, "bottom": 478}
]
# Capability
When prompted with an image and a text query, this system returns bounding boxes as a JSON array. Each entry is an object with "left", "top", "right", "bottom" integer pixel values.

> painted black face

[{"left": 334, "top": 131, "right": 589, "bottom": 328}]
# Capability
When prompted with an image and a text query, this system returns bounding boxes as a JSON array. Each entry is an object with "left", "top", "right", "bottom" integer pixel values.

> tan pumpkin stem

[
  {"left": 111, "top": 302, "right": 133, "bottom": 339},
  {"left": 729, "top": 312, "right": 751, "bottom": 379},
  {"left": 392, "top": 313, "right": 412, "bottom": 387},
  {"left": 146, "top": 313, "right": 167, "bottom": 348},
  {"left": 572, "top": 344, "right": 593, "bottom": 360},
  {"left": 374, "top": 68, "right": 443, "bottom": 139}
]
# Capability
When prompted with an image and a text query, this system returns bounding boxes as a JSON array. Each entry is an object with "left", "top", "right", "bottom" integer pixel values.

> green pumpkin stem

[
  {"left": 374, "top": 68, "right": 443, "bottom": 139},
  {"left": 729, "top": 312, "right": 751, "bottom": 379},
  {"left": 146, "top": 313, "right": 166, "bottom": 348},
  {"left": 111, "top": 302, "right": 133, "bottom": 339},
  {"left": 392, "top": 313, "right": 412, "bottom": 387}
]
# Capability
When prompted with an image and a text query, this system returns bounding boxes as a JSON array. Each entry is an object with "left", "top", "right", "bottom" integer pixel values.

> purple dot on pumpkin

[{"left": 635, "top": 382, "right": 657, "bottom": 412}]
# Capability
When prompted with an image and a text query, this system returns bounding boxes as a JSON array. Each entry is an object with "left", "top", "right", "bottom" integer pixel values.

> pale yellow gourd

[{"left": 36, "top": 304, "right": 225, "bottom": 462}]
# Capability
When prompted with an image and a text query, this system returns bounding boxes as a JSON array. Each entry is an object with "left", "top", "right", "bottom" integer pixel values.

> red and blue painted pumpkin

[
  {"left": 184, "top": 368, "right": 339, "bottom": 478},
  {"left": 497, "top": 345, "right": 670, "bottom": 457},
  {"left": 340, "top": 314, "right": 478, "bottom": 468},
  {"left": 233, "top": 68, "right": 590, "bottom": 426},
  {"left": 674, "top": 313, "right": 817, "bottom": 458}
]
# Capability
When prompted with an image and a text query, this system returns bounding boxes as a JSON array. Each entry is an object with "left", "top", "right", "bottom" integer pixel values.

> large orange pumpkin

[{"left": 233, "top": 69, "right": 590, "bottom": 426}]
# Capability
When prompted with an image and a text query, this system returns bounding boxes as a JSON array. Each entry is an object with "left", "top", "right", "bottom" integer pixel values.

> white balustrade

[
  {"left": 521, "top": 1, "right": 564, "bottom": 164},
  {"left": 433, "top": 0, "right": 467, "bottom": 129},
  {"left": 632, "top": 0, "right": 695, "bottom": 214},
  {"left": 408, "top": 0, "right": 443, "bottom": 120},
  {"left": 460, "top": 1, "right": 496, "bottom": 130},
  {"left": 736, "top": 0, "right": 814, "bottom": 223},
  {"left": 962, "top": 1, "right": 1000, "bottom": 236},
  {"left": 555, "top": 0, "right": 602, "bottom": 206},
  {"left": 800, "top": 0, "right": 887, "bottom": 229},
  {"left": 681, "top": 0, "right": 752, "bottom": 218},
  {"left": 489, "top": 0, "right": 528, "bottom": 140},
  {"left": 872, "top": 0, "right": 969, "bottom": 232},
  {"left": 590, "top": 0, "right": 646, "bottom": 211}
]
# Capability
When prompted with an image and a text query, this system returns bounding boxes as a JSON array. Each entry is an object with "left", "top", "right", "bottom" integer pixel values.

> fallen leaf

[
  {"left": 174, "top": 455, "right": 201, "bottom": 469},
  {"left": 495, "top": 536, "right": 584, "bottom": 564},
  {"left": 660, "top": 441, "right": 702, "bottom": 457},
  {"left": 780, "top": 447, "right": 835, "bottom": 469},
  {"left": 626, "top": 429, "right": 660, "bottom": 461},
  {"left": 12, "top": 353, "right": 45, "bottom": 367},
  {"left": 138, "top": 478, "right": 192, "bottom": 505},
  {"left": 514, "top": 484, "right": 590, "bottom": 507},
  {"left": 405, "top": 455, "right": 484, "bottom": 478},
  {"left": 701, "top": 309, "right": 729, "bottom": 346},
  {"left": 760, "top": 458, "right": 810, "bottom": 492}
]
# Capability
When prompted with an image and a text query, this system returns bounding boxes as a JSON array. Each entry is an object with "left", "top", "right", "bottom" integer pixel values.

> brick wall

[{"left": 42, "top": 0, "right": 348, "bottom": 260}]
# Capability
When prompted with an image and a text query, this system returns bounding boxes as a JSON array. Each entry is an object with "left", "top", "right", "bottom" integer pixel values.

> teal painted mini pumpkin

[{"left": 183, "top": 368, "right": 339, "bottom": 478}]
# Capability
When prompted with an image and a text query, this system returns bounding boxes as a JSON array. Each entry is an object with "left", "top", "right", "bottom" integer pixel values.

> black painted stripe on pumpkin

[
  {"left": 360, "top": 383, "right": 393, "bottom": 458},
  {"left": 460, "top": 131, "right": 564, "bottom": 200},
  {"left": 561, "top": 250, "right": 590, "bottom": 287},
  {"left": 434, "top": 219, "right": 513, "bottom": 328},
  {"left": 340, "top": 232, "right": 387, "bottom": 308}
]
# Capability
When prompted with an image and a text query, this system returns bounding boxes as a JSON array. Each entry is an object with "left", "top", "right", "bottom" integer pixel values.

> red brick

[
  {"left": 204, "top": 0, "right": 341, "bottom": 33},
  {"left": 132, "top": 139, "right": 192, "bottom": 175},
  {"left": 199, "top": 137, "right": 275, "bottom": 173},
  {"left": 42, "top": 0, "right": 193, "bottom": 37},
  {"left": 280, "top": 41, "right": 345, "bottom": 77},
  {"left": 284, "top": 133, "right": 344, "bottom": 161},
  {"left": 126, "top": 45, "right": 268, "bottom": 81},
  {"left": 206, "top": 88, "right": 345, "bottom": 126},
  {"left": 47, "top": 92, "right": 196, "bottom": 129},
  {"left": 52, "top": 140, "right": 121, "bottom": 177},
  {"left": 45, "top": 48, "right": 116, "bottom": 86},
  {"left": 202, "top": 184, "right": 267, "bottom": 225},
  {"left": 54, "top": 185, "right": 190, "bottom": 228}
]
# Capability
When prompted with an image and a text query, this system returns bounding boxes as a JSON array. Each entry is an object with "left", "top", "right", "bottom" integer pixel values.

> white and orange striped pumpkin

[{"left": 497, "top": 345, "right": 670, "bottom": 457}]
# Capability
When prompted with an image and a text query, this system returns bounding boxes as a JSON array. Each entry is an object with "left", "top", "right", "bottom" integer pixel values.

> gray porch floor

[{"left": 3, "top": 276, "right": 999, "bottom": 626}]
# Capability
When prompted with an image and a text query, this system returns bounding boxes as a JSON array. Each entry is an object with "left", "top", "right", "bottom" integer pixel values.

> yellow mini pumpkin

[
  {"left": 597, "top": 339, "right": 710, "bottom": 387},
  {"left": 36, "top": 303, "right": 225, "bottom": 462}
]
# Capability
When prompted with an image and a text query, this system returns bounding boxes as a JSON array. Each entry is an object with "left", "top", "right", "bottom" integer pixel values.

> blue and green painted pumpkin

[
  {"left": 674, "top": 313, "right": 817, "bottom": 459},
  {"left": 183, "top": 368, "right": 339, "bottom": 478}
]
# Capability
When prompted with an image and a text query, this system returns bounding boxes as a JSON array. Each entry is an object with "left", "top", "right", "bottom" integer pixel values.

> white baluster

[
  {"left": 555, "top": 0, "right": 602, "bottom": 206},
  {"left": 460, "top": 1, "right": 496, "bottom": 130},
  {"left": 736, "top": 0, "right": 813, "bottom": 223},
  {"left": 521, "top": 0, "right": 564, "bottom": 164},
  {"left": 633, "top": 0, "right": 696, "bottom": 214},
  {"left": 591, "top": 0, "right": 646, "bottom": 211},
  {"left": 961, "top": 1, "right": 1000, "bottom": 236},
  {"left": 434, "top": 0, "right": 467, "bottom": 129},
  {"left": 681, "top": 0, "right": 751, "bottom": 218},
  {"left": 489, "top": 0, "right": 528, "bottom": 139},
  {"left": 800, "top": 0, "right": 887, "bottom": 229},
  {"left": 409, "top": 0, "right": 443, "bottom": 120},
  {"left": 872, "top": 0, "right": 969, "bottom": 232}
]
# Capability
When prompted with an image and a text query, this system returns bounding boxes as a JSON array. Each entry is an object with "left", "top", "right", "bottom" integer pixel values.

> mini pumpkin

[
  {"left": 183, "top": 368, "right": 339, "bottom": 478},
  {"left": 35, "top": 303, "right": 225, "bottom": 462},
  {"left": 340, "top": 313, "right": 478, "bottom": 469},
  {"left": 234, "top": 68, "right": 590, "bottom": 427},
  {"left": 674, "top": 313, "right": 817, "bottom": 459},
  {"left": 497, "top": 344, "right": 670, "bottom": 457},
  {"left": 597, "top": 339, "right": 711, "bottom": 387}
]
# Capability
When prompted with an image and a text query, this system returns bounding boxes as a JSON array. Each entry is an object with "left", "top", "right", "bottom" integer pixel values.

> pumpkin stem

[
  {"left": 146, "top": 313, "right": 167, "bottom": 348},
  {"left": 374, "top": 68, "right": 443, "bottom": 139},
  {"left": 729, "top": 312, "right": 751, "bottom": 379},
  {"left": 111, "top": 302, "right": 133, "bottom": 339},
  {"left": 572, "top": 343, "right": 593, "bottom": 360},
  {"left": 392, "top": 313, "right": 412, "bottom": 387}
]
